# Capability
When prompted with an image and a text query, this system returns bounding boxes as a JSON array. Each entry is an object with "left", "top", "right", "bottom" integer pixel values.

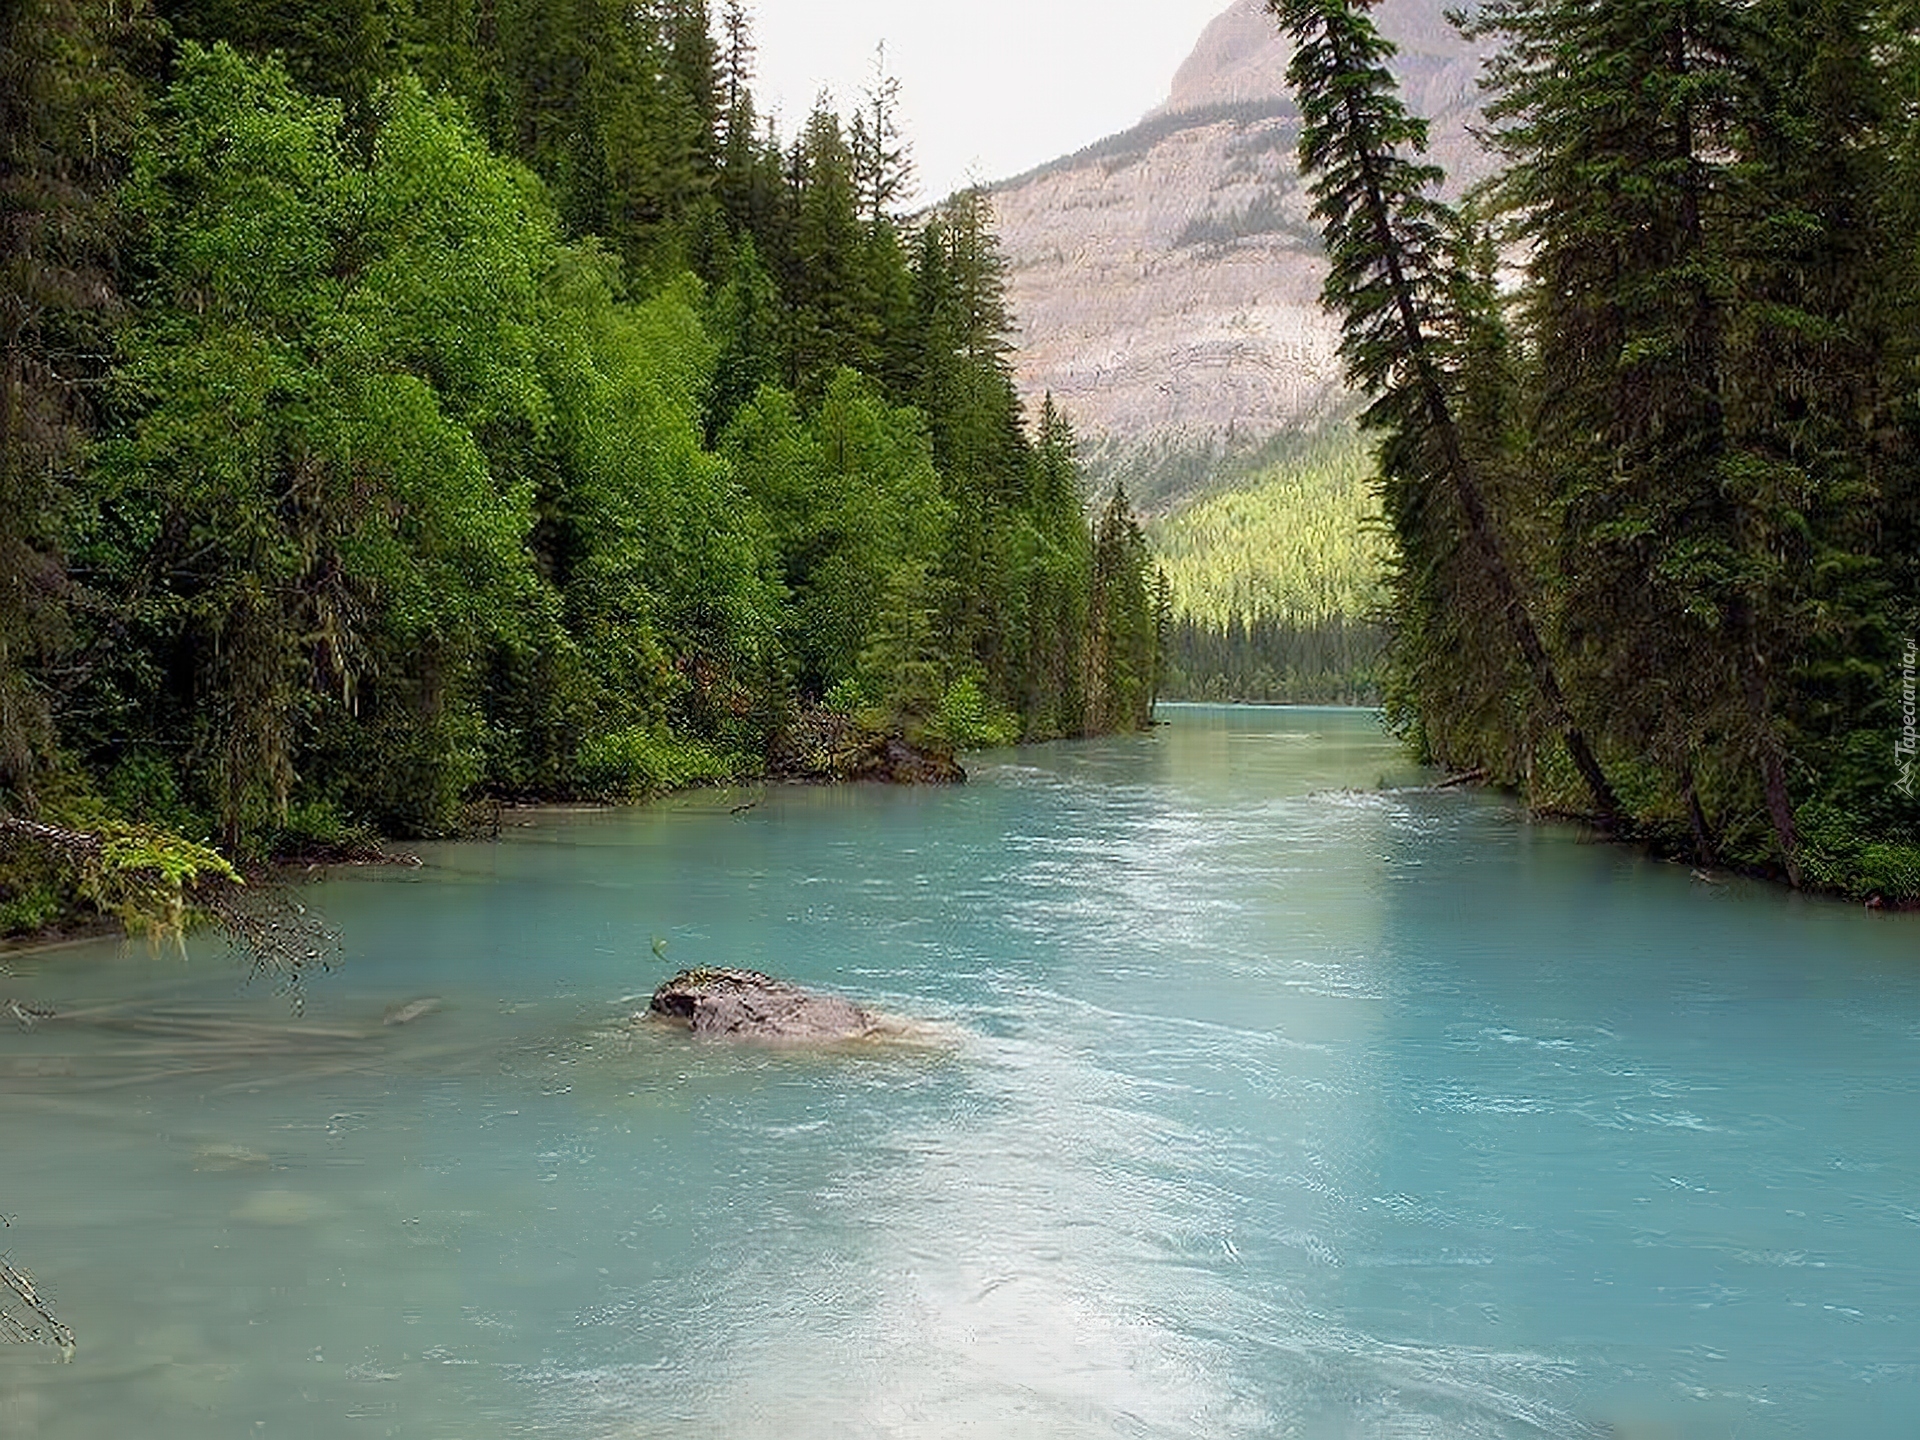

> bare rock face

[
  {"left": 647, "top": 968, "right": 874, "bottom": 1042},
  {"left": 990, "top": 0, "right": 1489, "bottom": 502},
  {"left": 1146, "top": 0, "right": 1483, "bottom": 125}
]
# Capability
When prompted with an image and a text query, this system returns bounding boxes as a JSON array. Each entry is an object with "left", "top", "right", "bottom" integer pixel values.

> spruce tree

[
  {"left": 785, "top": 103, "right": 868, "bottom": 392},
  {"left": 1268, "top": 0, "right": 1622, "bottom": 823},
  {"left": 1472, "top": 0, "right": 1814, "bottom": 880},
  {"left": 1084, "top": 485, "right": 1157, "bottom": 733},
  {"left": 0, "top": 0, "right": 155, "bottom": 805},
  {"left": 850, "top": 45, "right": 915, "bottom": 227},
  {"left": 716, "top": 0, "right": 759, "bottom": 231}
]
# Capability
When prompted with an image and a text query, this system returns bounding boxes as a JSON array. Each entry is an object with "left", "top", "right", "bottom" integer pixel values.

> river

[{"left": 1, "top": 704, "right": 1916, "bottom": 1438}]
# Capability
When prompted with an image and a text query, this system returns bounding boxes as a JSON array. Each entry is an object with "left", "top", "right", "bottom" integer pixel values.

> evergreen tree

[
  {"left": 850, "top": 45, "right": 915, "bottom": 227},
  {"left": 0, "top": 0, "right": 155, "bottom": 805},
  {"left": 1881, "top": 0, "right": 1920, "bottom": 618},
  {"left": 1471, "top": 0, "right": 1844, "bottom": 880},
  {"left": 704, "top": 235, "right": 782, "bottom": 437},
  {"left": 1084, "top": 484, "right": 1158, "bottom": 733},
  {"left": 715, "top": 0, "right": 759, "bottom": 230},
  {"left": 785, "top": 102, "right": 868, "bottom": 392},
  {"left": 1269, "top": 0, "right": 1622, "bottom": 823},
  {"left": 1008, "top": 396, "right": 1093, "bottom": 734},
  {"left": 155, "top": 0, "right": 397, "bottom": 119}
]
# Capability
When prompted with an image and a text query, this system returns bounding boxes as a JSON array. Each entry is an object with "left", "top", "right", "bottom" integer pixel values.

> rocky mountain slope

[{"left": 989, "top": 0, "right": 1488, "bottom": 508}]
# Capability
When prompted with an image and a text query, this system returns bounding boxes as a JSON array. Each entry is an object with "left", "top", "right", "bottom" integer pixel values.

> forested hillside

[
  {"left": 1273, "top": 0, "right": 1920, "bottom": 899},
  {"left": 0, "top": 0, "right": 1164, "bottom": 931},
  {"left": 1150, "top": 428, "right": 1386, "bottom": 703}
]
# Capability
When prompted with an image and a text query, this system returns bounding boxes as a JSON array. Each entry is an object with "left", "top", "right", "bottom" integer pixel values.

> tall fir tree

[
  {"left": 1269, "top": 0, "right": 1622, "bottom": 823},
  {"left": 0, "top": 0, "right": 156, "bottom": 805}
]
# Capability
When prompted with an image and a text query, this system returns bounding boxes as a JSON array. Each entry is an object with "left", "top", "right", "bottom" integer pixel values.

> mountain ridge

[{"left": 989, "top": 0, "right": 1488, "bottom": 508}]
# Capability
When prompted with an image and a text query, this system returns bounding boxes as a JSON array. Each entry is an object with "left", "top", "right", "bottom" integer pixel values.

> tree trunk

[
  {"left": 1338, "top": 83, "right": 1624, "bottom": 829},
  {"left": 1732, "top": 600, "right": 1801, "bottom": 886},
  {"left": 1680, "top": 757, "right": 1718, "bottom": 867}
]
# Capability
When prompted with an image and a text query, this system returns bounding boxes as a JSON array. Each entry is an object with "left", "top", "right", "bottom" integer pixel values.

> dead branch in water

[
  {"left": 1, "top": 1221, "right": 75, "bottom": 1359},
  {"left": 0, "top": 814, "right": 339, "bottom": 1007}
]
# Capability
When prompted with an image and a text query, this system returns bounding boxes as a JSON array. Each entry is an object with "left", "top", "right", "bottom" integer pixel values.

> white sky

[{"left": 750, "top": 0, "right": 1234, "bottom": 204}]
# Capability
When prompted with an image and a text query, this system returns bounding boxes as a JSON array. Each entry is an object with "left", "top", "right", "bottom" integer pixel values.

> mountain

[{"left": 989, "top": 0, "right": 1488, "bottom": 509}]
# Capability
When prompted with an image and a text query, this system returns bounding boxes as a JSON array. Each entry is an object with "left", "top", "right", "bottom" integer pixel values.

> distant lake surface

[{"left": 2, "top": 704, "right": 1916, "bottom": 1438}]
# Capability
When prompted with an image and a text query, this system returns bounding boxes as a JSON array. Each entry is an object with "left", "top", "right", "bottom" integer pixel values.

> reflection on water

[{"left": 2, "top": 705, "right": 1917, "bottom": 1438}]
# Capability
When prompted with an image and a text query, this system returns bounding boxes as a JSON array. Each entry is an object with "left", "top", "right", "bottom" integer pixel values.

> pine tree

[
  {"left": 784, "top": 102, "right": 868, "bottom": 392},
  {"left": 1084, "top": 484, "right": 1157, "bottom": 732},
  {"left": 850, "top": 44, "right": 914, "bottom": 227},
  {"left": 1472, "top": 0, "right": 1815, "bottom": 879},
  {"left": 1010, "top": 395, "right": 1093, "bottom": 735},
  {"left": 716, "top": 0, "right": 759, "bottom": 230},
  {"left": 662, "top": 0, "right": 720, "bottom": 179},
  {"left": 156, "top": 0, "right": 396, "bottom": 120},
  {"left": 1269, "top": 0, "right": 1622, "bottom": 823},
  {"left": 1724, "top": 0, "right": 1896, "bottom": 862},
  {"left": 704, "top": 236, "right": 782, "bottom": 437},
  {"left": 0, "top": 0, "right": 155, "bottom": 805}
]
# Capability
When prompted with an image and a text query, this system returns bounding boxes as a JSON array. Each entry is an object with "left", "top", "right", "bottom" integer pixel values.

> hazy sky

[{"left": 751, "top": 0, "right": 1235, "bottom": 204}]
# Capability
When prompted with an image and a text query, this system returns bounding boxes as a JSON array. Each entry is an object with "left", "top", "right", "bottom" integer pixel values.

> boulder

[
  {"left": 769, "top": 707, "right": 965, "bottom": 785},
  {"left": 646, "top": 967, "right": 874, "bottom": 1042}
]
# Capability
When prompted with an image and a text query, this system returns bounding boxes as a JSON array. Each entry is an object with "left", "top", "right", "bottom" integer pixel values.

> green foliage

[
  {"left": 575, "top": 728, "right": 742, "bottom": 799},
  {"left": 0, "top": 811, "right": 238, "bottom": 942},
  {"left": 80, "top": 46, "right": 547, "bottom": 847},
  {"left": 1265, "top": 0, "right": 1919, "bottom": 894},
  {"left": 1153, "top": 456, "right": 1381, "bottom": 624},
  {"left": 90, "top": 822, "right": 241, "bottom": 936},
  {"left": 271, "top": 798, "right": 377, "bottom": 858},
  {"left": 1145, "top": 426, "right": 1386, "bottom": 704},
  {"left": 0, "top": 3, "right": 1162, "bottom": 866},
  {"left": 0, "top": 879, "right": 64, "bottom": 936},
  {"left": 723, "top": 371, "right": 949, "bottom": 699},
  {"left": 1161, "top": 615, "right": 1382, "bottom": 705},
  {"left": 927, "top": 669, "right": 1022, "bottom": 751},
  {"left": 855, "top": 561, "right": 949, "bottom": 728},
  {"left": 103, "top": 751, "right": 204, "bottom": 840},
  {"left": 1798, "top": 802, "right": 1920, "bottom": 902},
  {"left": 1084, "top": 485, "right": 1164, "bottom": 733}
]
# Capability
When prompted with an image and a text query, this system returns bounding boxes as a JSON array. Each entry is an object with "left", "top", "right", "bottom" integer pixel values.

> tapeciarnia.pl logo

[{"left": 1898, "top": 636, "right": 1917, "bottom": 799}]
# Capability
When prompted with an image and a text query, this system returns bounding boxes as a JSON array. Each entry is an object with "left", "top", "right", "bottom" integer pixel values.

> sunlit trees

[
  {"left": 1, "top": 0, "right": 1168, "bottom": 933},
  {"left": 87, "top": 51, "right": 546, "bottom": 842}
]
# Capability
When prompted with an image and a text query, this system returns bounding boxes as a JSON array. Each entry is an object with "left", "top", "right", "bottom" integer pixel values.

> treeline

[
  {"left": 1273, "top": 0, "right": 1920, "bottom": 898},
  {"left": 0, "top": 0, "right": 1163, "bottom": 917},
  {"left": 1150, "top": 427, "right": 1386, "bottom": 701},
  {"left": 1161, "top": 614, "right": 1381, "bottom": 705}
]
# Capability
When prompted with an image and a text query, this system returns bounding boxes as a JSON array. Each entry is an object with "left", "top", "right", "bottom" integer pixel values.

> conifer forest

[{"left": 1273, "top": 0, "right": 1920, "bottom": 899}]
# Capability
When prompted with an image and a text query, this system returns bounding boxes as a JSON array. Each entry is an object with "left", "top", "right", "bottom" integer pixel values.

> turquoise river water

[{"left": 1, "top": 704, "right": 1917, "bottom": 1439}]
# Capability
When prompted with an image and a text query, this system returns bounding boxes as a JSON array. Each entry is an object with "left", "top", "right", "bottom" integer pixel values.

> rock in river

[
  {"left": 767, "top": 707, "right": 965, "bottom": 785},
  {"left": 645, "top": 967, "right": 874, "bottom": 1042}
]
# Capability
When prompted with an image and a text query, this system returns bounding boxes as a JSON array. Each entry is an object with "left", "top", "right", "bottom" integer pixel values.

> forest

[
  {"left": 0, "top": 0, "right": 1165, "bottom": 933},
  {"left": 1151, "top": 428, "right": 1386, "bottom": 703},
  {"left": 1276, "top": 0, "right": 1920, "bottom": 898}
]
